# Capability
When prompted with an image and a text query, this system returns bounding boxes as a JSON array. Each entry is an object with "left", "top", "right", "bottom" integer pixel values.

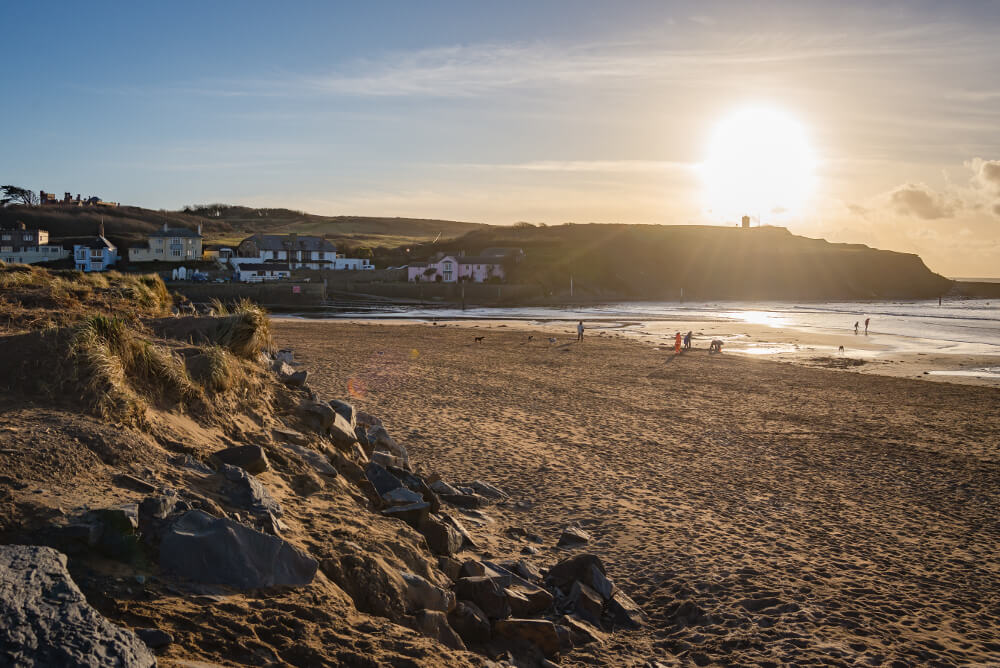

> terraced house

[
  {"left": 128, "top": 223, "right": 203, "bottom": 262},
  {"left": 0, "top": 222, "right": 69, "bottom": 265}
]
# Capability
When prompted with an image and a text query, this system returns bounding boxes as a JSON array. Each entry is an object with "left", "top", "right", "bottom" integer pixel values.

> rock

[
  {"left": 454, "top": 576, "right": 511, "bottom": 619},
  {"left": 328, "top": 449, "right": 365, "bottom": 483},
  {"left": 493, "top": 618, "right": 564, "bottom": 658},
  {"left": 90, "top": 505, "right": 143, "bottom": 562},
  {"left": 350, "top": 442, "right": 369, "bottom": 463},
  {"left": 430, "top": 479, "right": 462, "bottom": 496},
  {"left": 112, "top": 473, "right": 157, "bottom": 494},
  {"left": 272, "top": 427, "right": 308, "bottom": 445},
  {"left": 386, "top": 467, "right": 441, "bottom": 513},
  {"left": 439, "top": 513, "right": 476, "bottom": 548},
  {"left": 366, "top": 462, "right": 403, "bottom": 498},
  {"left": 506, "top": 583, "right": 555, "bottom": 617},
  {"left": 402, "top": 571, "right": 455, "bottom": 613},
  {"left": 607, "top": 589, "right": 647, "bottom": 629},
  {"left": 139, "top": 492, "right": 178, "bottom": 520},
  {"left": 557, "top": 526, "right": 592, "bottom": 547},
  {"left": 282, "top": 369, "right": 308, "bottom": 387},
  {"left": 546, "top": 553, "right": 607, "bottom": 590},
  {"left": 383, "top": 487, "right": 426, "bottom": 506},
  {"left": 329, "top": 413, "right": 359, "bottom": 449},
  {"left": 275, "top": 349, "right": 294, "bottom": 364},
  {"left": 584, "top": 562, "right": 616, "bottom": 601},
  {"left": 438, "top": 556, "right": 463, "bottom": 582},
  {"left": 460, "top": 560, "right": 487, "bottom": 578},
  {"left": 439, "top": 492, "right": 489, "bottom": 509},
  {"left": 212, "top": 445, "right": 269, "bottom": 474},
  {"left": 168, "top": 454, "right": 214, "bottom": 475},
  {"left": 419, "top": 515, "right": 464, "bottom": 555},
  {"left": 281, "top": 441, "right": 337, "bottom": 476},
  {"left": 300, "top": 400, "right": 336, "bottom": 433},
  {"left": 449, "top": 600, "right": 492, "bottom": 645},
  {"left": 367, "top": 425, "right": 409, "bottom": 468},
  {"left": 371, "top": 450, "right": 406, "bottom": 469},
  {"left": 328, "top": 399, "right": 357, "bottom": 429},
  {"left": 568, "top": 581, "right": 604, "bottom": 626},
  {"left": 218, "top": 464, "right": 282, "bottom": 518},
  {"left": 290, "top": 472, "right": 324, "bottom": 497},
  {"left": 382, "top": 502, "right": 430, "bottom": 528},
  {"left": 413, "top": 610, "right": 467, "bottom": 651},
  {"left": 469, "top": 480, "right": 508, "bottom": 501},
  {"left": 0, "top": 545, "right": 156, "bottom": 667},
  {"left": 558, "top": 614, "right": 607, "bottom": 645},
  {"left": 500, "top": 559, "right": 543, "bottom": 583},
  {"left": 135, "top": 627, "right": 173, "bottom": 650},
  {"left": 160, "top": 510, "right": 317, "bottom": 589},
  {"left": 356, "top": 410, "right": 382, "bottom": 428}
]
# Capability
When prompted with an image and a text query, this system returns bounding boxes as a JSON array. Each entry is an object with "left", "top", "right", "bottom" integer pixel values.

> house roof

[
  {"left": 239, "top": 234, "right": 336, "bottom": 252},
  {"left": 150, "top": 227, "right": 201, "bottom": 238},
  {"left": 74, "top": 236, "right": 116, "bottom": 250}
]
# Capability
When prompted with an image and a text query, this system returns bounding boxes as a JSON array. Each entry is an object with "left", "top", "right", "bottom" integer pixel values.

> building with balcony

[{"left": 73, "top": 236, "right": 118, "bottom": 272}]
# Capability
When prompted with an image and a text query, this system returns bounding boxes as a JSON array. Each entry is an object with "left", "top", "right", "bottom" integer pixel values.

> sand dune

[{"left": 276, "top": 320, "right": 1000, "bottom": 666}]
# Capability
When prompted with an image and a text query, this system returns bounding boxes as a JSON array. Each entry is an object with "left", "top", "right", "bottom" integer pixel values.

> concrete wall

[{"left": 326, "top": 281, "right": 539, "bottom": 304}]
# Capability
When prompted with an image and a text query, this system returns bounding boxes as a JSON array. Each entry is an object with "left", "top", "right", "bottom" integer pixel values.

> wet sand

[{"left": 275, "top": 320, "right": 1000, "bottom": 666}]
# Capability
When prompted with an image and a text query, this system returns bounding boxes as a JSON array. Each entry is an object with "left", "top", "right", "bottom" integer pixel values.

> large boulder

[
  {"left": 607, "top": 589, "right": 647, "bottom": 629},
  {"left": 567, "top": 581, "right": 604, "bottom": 626},
  {"left": 300, "top": 400, "right": 337, "bottom": 433},
  {"left": 453, "top": 576, "right": 511, "bottom": 620},
  {"left": 0, "top": 545, "right": 156, "bottom": 667},
  {"left": 506, "top": 583, "right": 554, "bottom": 617},
  {"left": 329, "top": 413, "right": 359, "bottom": 449},
  {"left": 212, "top": 445, "right": 269, "bottom": 474},
  {"left": 160, "top": 510, "right": 317, "bottom": 589}
]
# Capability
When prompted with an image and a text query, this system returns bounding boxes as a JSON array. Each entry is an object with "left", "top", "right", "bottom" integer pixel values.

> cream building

[{"left": 129, "top": 223, "right": 203, "bottom": 262}]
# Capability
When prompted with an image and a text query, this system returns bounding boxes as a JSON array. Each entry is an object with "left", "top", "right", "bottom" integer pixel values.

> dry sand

[{"left": 276, "top": 319, "right": 1000, "bottom": 667}]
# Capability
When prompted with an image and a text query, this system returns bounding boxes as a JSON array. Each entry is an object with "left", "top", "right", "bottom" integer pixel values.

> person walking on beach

[
  {"left": 854, "top": 321, "right": 859, "bottom": 335},
  {"left": 577, "top": 321, "right": 584, "bottom": 342},
  {"left": 683, "top": 331, "right": 692, "bottom": 350},
  {"left": 864, "top": 317, "right": 870, "bottom": 335},
  {"left": 675, "top": 331, "right": 682, "bottom": 354}
]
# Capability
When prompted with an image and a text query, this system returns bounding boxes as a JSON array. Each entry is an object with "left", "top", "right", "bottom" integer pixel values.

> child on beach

[
  {"left": 577, "top": 321, "right": 584, "bottom": 342},
  {"left": 674, "top": 331, "right": 682, "bottom": 354},
  {"left": 854, "top": 321, "right": 859, "bottom": 335},
  {"left": 683, "top": 331, "right": 692, "bottom": 350},
  {"left": 865, "top": 317, "right": 870, "bottom": 335}
]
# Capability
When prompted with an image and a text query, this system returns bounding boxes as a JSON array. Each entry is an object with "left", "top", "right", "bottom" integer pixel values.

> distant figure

[
  {"left": 939, "top": 296, "right": 942, "bottom": 306},
  {"left": 709, "top": 339, "right": 723, "bottom": 354},
  {"left": 683, "top": 331, "right": 692, "bottom": 350},
  {"left": 854, "top": 321, "right": 859, "bottom": 335},
  {"left": 674, "top": 331, "right": 682, "bottom": 354},
  {"left": 577, "top": 321, "right": 584, "bottom": 342},
  {"left": 864, "top": 317, "right": 870, "bottom": 335}
]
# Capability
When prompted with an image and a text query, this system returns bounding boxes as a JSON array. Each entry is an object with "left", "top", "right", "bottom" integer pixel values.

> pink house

[{"left": 407, "top": 255, "right": 505, "bottom": 283}]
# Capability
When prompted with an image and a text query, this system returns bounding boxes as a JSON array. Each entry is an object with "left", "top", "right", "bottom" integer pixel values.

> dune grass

[{"left": 207, "top": 298, "right": 273, "bottom": 358}]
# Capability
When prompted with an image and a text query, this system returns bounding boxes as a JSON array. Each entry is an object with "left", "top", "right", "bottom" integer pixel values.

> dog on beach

[
  {"left": 474, "top": 336, "right": 485, "bottom": 343},
  {"left": 709, "top": 339, "right": 723, "bottom": 354}
]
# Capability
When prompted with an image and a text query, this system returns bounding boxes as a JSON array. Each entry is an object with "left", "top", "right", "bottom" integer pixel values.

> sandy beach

[{"left": 275, "top": 319, "right": 1000, "bottom": 666}]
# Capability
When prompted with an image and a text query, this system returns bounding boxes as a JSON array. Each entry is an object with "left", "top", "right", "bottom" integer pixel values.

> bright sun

[{"left": 700, "top": 106, "right": 817, "bottom": 223}]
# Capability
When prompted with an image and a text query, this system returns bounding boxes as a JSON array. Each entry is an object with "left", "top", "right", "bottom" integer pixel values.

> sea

[{"left": 288, "top": 298, "right": 1000, "bottom": 380}]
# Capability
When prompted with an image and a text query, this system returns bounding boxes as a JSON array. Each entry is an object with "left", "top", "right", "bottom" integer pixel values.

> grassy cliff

[{"left": 427, "top": 224, "right": 952, "bottom": 300}]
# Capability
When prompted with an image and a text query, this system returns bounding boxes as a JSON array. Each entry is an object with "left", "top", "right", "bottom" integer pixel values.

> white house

[
  {"left": 73, "top": 235, "right": 118, "bottom": 272},
  {"left": 234, "top": 233, "right": 374, "bottom": 272},
  {"left": 407, "top": 255, "right": 505, "bottom": 283},
  {"left": 128, "top": 223, "right": 203, "bottom": 262},
  {"left": 231, "top": 259, "right": 292, "bottom": 283}
]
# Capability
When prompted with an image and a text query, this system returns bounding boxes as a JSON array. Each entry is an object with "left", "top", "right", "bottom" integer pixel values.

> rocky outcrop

[{"left": 0, "top": 545, "right": 156, "bottom": 667}]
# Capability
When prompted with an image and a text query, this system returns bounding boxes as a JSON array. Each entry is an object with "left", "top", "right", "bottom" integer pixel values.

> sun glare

[{"left": 700, "top": 106, "right": 817, "bottom": 223}]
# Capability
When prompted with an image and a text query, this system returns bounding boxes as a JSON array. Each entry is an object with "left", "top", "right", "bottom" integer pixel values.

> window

[
  {"left": 172, "top": 249, "right": 181, "bottom": 257},
  {"left": 1, "top": 234, "right": 10, "bottom": 241},
  {"left": 1, "top": 246, "right": 11, "bottom": 253}
]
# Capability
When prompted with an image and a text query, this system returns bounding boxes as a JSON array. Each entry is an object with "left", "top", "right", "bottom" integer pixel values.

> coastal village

[{"left": 1, "top": 188, "right": 523, "bottom": 308}]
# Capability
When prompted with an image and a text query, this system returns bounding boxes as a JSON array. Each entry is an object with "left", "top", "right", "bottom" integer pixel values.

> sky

[{"left": 3, "top": 1, "right": 1000, "bottom": 276}]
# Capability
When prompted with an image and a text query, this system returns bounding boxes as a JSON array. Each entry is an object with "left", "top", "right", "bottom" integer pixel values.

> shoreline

[{"left": 272, "top": 315, "right": 1000, "bottom": 387}]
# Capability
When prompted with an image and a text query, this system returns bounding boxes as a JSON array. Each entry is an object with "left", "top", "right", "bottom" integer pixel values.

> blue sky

[{"left": 3, "top": 1, "right": 1000, "bottom": 274}]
